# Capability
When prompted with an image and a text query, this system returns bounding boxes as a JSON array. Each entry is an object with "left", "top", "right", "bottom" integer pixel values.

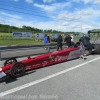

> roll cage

[
  {"left": 88, "top": 30, "right": 100, "bottom": 54},
  {"left": 88, "top": 30, "right": 100, "bottom": 44}
]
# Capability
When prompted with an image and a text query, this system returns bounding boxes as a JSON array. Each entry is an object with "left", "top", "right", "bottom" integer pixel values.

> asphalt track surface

[
  {"left": 0, "top": 52, "right": 100, "bottom": 100},
  {"left": 0, "top": 47, "right": 55, "bottom": 60}
]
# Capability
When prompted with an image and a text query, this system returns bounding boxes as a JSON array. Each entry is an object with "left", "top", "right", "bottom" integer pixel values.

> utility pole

[{"left": 80, "top": 11, "right": 82, "bottom": 34}]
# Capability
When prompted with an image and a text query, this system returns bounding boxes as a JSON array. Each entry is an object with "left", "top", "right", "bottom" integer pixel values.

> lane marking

[{"left": 0, "top": 56, "right": 100, "bottom": 97}]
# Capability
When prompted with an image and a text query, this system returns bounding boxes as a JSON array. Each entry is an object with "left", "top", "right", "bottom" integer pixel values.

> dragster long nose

[{"left": 0, "top": 68, "right": 7, "bottom": 80}]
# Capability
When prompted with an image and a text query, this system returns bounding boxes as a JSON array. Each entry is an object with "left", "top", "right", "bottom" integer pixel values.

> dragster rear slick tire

[
  {"left": 10, "top": 62, "right": 25, "bottom": 78},
  {"left": 94, "top": 44, "right": 100, "bottom": 54}
]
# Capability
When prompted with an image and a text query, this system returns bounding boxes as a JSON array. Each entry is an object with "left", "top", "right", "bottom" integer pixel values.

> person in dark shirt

[
  {"left": 79, "top": 35, "right": 93, "bottom": 50},
  {"left": 64, "top": 35, "right": 72, "bottom": 47},
  {"left": 47, "top": 34, "right": 50, "bottom": 43},
  {"left": 56, "top": 34, "right": 63, "bottom": 51}
]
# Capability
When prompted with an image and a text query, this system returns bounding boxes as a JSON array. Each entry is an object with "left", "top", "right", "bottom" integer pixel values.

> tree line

[{"left": 0, "top": 24, "right": 76, "bottom": 34}]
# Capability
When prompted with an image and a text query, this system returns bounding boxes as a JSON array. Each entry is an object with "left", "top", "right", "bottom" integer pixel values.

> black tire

[
  {"left": 10, "top": 62, "right": 25, "bottom": 78},
  {"left": 94, "top": 44, "right": 100, "bottom": 54},
  {"left": 4, "top": 58, "right": 17, "bottom": 66}
]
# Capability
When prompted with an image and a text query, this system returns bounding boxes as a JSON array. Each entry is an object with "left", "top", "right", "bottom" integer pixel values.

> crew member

[
  {"left": 44, "top": 34, "right": 48, "bottom": 50},
  {"left": 47, "top": 34, "right": 50, "bottom": 43},
  {"left": 79, "top": 34, "right": 92, "bottom": 50},
  {"left": 56, "top": 34, "right": 63, "bottom": 51},
  {"left": 64, "top": 35, "right": 72, "bottom": 47}
]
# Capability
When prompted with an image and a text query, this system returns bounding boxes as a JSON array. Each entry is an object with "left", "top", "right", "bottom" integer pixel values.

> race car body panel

[
  {"left": 2, "top": 64, "right": 12, "bottom": 74},
  {"left": 0, "top": 44, "right": 84, "bottom": 81},
  {"left": 21, "top": 47, "right": 82, "bottom": 70},
  {"left": 0, "top": 68, "right": 7, "bottom": 81},
  {"left": 0, "top": 71, "right": 6, "bottom": 79}
]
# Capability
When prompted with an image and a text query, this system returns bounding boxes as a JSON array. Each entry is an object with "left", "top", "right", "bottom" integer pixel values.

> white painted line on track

[{"left": 0, "top": 56, "right": 100, "bottom": 97}]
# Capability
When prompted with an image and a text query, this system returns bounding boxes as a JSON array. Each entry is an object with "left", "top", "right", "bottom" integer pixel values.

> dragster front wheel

[
  {"left": 10, "top": 62, "right": 25, "bottom": 78},
  {"left": 4, "top": 58, "right": 17, "bottom": 66}
]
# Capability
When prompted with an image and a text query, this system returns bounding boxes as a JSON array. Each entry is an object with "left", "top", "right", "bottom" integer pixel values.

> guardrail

[
  {"left": 0, "top": 43, "right": 58, "bottom": 61},
  {"left": 0, "top": 51, "right": 1, "bottom": 61},
  {"left": 0, "top": 43, "right": 57, "bottom": 50}
]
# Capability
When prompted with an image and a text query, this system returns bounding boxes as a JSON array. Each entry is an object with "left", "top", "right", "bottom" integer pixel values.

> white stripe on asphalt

[{"left": 0, "top": 56, "right": 100, "bottom": 97}]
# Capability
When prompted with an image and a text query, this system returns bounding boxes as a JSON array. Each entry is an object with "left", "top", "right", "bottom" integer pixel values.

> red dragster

[{"left": 0, "top": 43, "right": 84, "bottom": 81}]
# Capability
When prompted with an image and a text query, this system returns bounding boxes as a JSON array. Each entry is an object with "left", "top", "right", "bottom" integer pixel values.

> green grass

[
  {"left": 0, "top": 32, "right": 79, "bottom": 46},
  {"left": 0, "top": 32, "right": 11, "bottom": 36},
  {"left": 0, "top": 39, "right": 44, "bottom": 46},
  {"left": 0, "top": 32, "right": 41, "bottom": 45},
  {"left": 0, "top": 38, "right": 79, "bottom": 46}
]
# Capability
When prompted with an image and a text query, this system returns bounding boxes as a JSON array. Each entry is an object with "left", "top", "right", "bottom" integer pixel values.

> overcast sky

[{"left": 0, "top": 0, "right": 100, "bottom": 32}]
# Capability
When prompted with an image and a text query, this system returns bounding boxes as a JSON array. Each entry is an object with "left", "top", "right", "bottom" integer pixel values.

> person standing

[
  {"left": 71, "top": 34, "right": 74, "bottom": 42},
  {"left": 44, "top": 34, "right": 48, "bottom": 50},
  {"left": 44, "top": 34, "right": 48, "bottom": 43},
  {"left": 56, "top": 34, "right": 63, "bottom": 51},
  {"left": 64, "top": 34, "right": 72, "bottom": 47},
  {"left": 79, "top": 34, "right": 92, "bottom": 50},
  {"left": 47, "top": 34, "right": 50, "bottom": 43}
]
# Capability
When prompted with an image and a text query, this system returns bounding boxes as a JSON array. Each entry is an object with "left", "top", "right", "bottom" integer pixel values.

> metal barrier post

[
  {"left": 0, "top": 50, "right": 1, "bottom": 61},
  {"left": 0, "top": 50, "right": 2, "bottom": 67},
  {"left": 48, "top": 47, "right": 50, "bottom": 53}
]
